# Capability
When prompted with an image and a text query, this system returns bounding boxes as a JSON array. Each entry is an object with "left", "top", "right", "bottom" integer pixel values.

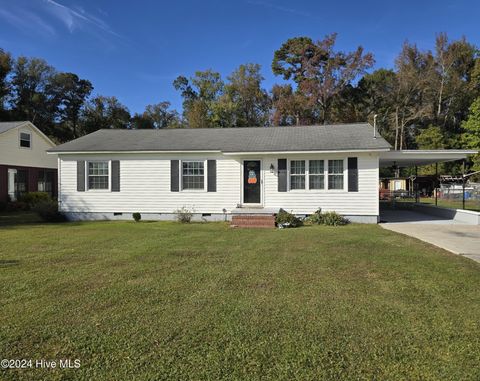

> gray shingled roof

[
  {"left": 0, "top": 121, "right": 29, "bottom": 134},
  {"left": 49, "top": 123, "right": 391, "bottom": 153}
]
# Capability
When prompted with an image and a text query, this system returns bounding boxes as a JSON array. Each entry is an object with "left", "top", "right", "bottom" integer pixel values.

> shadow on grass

[{"left": 0, "top": 259, "right": 20, "bottom": 267}]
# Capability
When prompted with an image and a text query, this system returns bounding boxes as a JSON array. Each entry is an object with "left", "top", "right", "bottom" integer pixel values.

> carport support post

[
  {"left": 415, "top": 166, "right": 419, "bottom": 203},
  {"left": 435, "top": 163, "right": 438, "bottom": 206},
  {"left": 462, "top": 160, "right": 466, "bottom": 210}
]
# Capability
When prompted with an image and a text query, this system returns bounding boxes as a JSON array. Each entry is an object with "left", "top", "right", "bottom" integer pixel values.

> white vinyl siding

[
  {"left": 58, "top": 152, "right": 379, "bottom": 218},
  {"left": 59, "top": 154, "right": 240, "bottom": 214},
  {"left": 263, "top": 154, "right": 378, "bottom": 216},
  {"left": 0, "top": 124, "right": 57, "bottom": 168}
]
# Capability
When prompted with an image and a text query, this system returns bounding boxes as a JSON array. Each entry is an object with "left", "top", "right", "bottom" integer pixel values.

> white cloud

[
  {"left": 0, "top": 8, "right": 56, "bottom": 36},
  {"left": 43, "top": 0, "right": 122, "bottom": 37}
]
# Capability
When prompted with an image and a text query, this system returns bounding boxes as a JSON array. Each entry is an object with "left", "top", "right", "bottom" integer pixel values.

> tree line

[{"left": 0, "top": 33, "right": 479, "bottom": 171}]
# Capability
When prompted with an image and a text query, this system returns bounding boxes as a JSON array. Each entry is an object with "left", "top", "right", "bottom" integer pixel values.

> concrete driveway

[{"left": 380, "top": 209, "right": 480, "bottom": 263}]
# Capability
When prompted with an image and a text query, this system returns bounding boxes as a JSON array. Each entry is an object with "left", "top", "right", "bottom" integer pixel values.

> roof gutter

[
  {"left": 48, "top": 148, "right": 392, "bottom": 155},
  {"left": 222, "top": 148, "right": 392, "bottom": 155},
  {"left": 47, "top": 150, "right": 223, "bottom": 155}
]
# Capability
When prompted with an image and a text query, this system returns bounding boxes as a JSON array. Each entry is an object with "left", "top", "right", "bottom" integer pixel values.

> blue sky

[{"left": 0, "top": 0, "right": 478, "bottom": 114}]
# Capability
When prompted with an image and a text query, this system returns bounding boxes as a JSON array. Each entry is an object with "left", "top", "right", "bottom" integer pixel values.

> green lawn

[{"left": 1, "top": 215, "right": 479, "bottom": 380}]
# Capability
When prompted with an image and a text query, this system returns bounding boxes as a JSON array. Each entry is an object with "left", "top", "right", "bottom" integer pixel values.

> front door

[{"left": 243, "top": 160, "right": 261, "bottom": 204}]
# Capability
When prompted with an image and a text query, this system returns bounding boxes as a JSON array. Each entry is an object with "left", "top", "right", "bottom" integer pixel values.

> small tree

[{"left": 462, "top": 97, "right": 480, "bottom": 172}]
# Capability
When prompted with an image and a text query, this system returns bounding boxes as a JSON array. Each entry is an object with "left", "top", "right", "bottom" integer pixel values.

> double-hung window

[
  {"left": 182, "top": 161, "right": 204, "bottom": 190},
  {"left": 290, "top": 160, "right": 305, "bottom": 190},
  {"left": 20, "top": 132, "right": 31, "bottom": 148},
  {"left": 309, "top": 160, "right": 325, "bottom": 189},
  {"left": 88, "top": 162, "right": 109, "bottom": 190},
  {"left": 328, "top": 159, "right": 344, "bottom": 190}
]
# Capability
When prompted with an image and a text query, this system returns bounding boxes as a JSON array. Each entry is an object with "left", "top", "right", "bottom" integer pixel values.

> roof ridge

[{"left": 96, "top": 122, "right": 371, "bottom": 132}]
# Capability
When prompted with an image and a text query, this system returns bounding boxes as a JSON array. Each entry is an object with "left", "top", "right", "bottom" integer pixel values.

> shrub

[
  {"left": 306, "top": 209, "right": 349, "bottom": 226},
  {"left": 175, "top": 206, "right": 193, "bottom": 223},
  {"left": 0, "top": 200, "right": 7, "bottom": 211},
  {"left": 6, "top": 201, "right": 28, "bottom": 211},
  {"left": 31, "top": 200, "right": 65, "bottom": 222},
  {"left": 305, "top": 208, "right": 323, "bottom": 225},
  {"left": 275, "top": 209, "right": 303, "bottom": 228},
  {"left": 18, "top": 192, "right": 51, "bottom": 208},
  {"left": 132, "top": 212, "right": 141, "bottom": 222},
  {"left": 321, "top": 211, "right": 349, "bottom": 226}
]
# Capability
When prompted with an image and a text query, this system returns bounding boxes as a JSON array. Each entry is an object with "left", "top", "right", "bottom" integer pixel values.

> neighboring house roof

[
  {"left": 0, "top": 121, "right": 56, "bottom": 147},
  {"left": 49, "top": 123, "right": 392, "bottom": 153},
  {"left": 0, "top": 121, "right": 30, "bottom": 134}
]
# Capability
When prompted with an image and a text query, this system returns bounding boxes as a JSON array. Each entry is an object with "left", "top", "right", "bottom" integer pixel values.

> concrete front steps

[{"left": 230, "top": 208, "right": 277, "bottom": 228}]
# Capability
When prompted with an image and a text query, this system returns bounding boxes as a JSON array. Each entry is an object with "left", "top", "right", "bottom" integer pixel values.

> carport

[
  {"left": 379, "top": 149, "right": 478, "bottom": 222},
  {"left": 378, "top": 149, "right": 480, "bottom": 262}
]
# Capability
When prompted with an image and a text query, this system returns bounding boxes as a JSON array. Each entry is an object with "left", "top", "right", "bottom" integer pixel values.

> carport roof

[{"left": 379, "top": 150, "right": 477, "bottom": 168}]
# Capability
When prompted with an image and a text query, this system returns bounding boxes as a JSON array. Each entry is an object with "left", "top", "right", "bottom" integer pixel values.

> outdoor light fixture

[{"left": 270, "top": 163, "right": 275, "bottom": 173}]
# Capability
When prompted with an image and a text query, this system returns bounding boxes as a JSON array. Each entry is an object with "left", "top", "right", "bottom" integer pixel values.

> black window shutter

[
  {"left": 171, "top": 160, "right": 179, "bottom": 192},
  {"left": 278, "top": 158, "right": 287, "bottom": 192},
  {"left": 77, "top": 161, "right": 85, "bottom": 192},
  {"left": 207, "top": 160, "right": 216, "bottom": 192},
  {"left": 348, "top": 157, "right": 358, "bottom": 192},
  {"left": 111, "top": 160, "right": 120, "bottom": 192}
]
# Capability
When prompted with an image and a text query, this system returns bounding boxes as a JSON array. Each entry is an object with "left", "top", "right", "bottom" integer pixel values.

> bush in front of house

[
  {"left": 18, "top": 192, "right": 51, "bottom": 208},
  {"left": 275, "top": 209, "right": 303, "bottom": 228},
  {"left": 175, "top": 206, "right": 193, "bottom": 223},
  {"left": 31, "top": 199, "right": 65, "bottom": 222},
  {"left": 6, "top": 201, "right": 29, "bottom": 211},
  {"left": 306, "top": 208, "right": 349, "bottom": 226},
  {"left": 132, "top": 212, "right": 141, "bottom": 222}
]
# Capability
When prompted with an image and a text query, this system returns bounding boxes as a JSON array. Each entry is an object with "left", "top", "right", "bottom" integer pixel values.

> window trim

[
  {"left": 86, "top": 160, "right": 110, "bottom": 191},
  {"left": 19, "top": 131, "right": 32, "bottom": 149},
  {"left": 308, "top": 159, "right": 325, "bottom": 190},
  {"left": 287, "top": 158, "right": 347, "bottom": 192},
  {"left": 180, "top": 160, "right": 206, "bottom": 192},
  {"left": 289, "top": 160, "right": 306, "bottom": 191},
  {"left": 327, "top": 159, "right": 346, "bottom": 191}
]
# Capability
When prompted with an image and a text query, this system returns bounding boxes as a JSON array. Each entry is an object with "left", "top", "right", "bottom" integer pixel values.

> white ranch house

[{"left": 48, "top": 123, "right": 474, "bottom": 223}]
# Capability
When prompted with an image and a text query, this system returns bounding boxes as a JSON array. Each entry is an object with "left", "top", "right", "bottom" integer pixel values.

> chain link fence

[{"left": 380, "top": 178, "right": 480, "bottom": 212}]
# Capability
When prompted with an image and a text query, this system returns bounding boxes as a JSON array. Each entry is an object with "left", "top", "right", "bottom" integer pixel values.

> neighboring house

[
  {"left": 0, "top": 121, "right": 58, "bottom": 202},
  {"left": 48, "top": 123, "right": 475, "bottom": 223}
]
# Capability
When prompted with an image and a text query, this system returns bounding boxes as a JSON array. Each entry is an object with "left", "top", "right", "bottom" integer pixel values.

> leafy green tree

[
  {"left": 272, "top": 34, "right": 374, "bottom": 124},
  {"left": 356, "top": 69, "right": 398, "bottom": 142},
  {"left": 47, "top": 72, "right": 93, "bottom": 138},
  {"left": 131, "top": 102, "right": 180, "bottom": 129},
  {"left": 80, "top": 96, "right": 130, "bottom": 134},
  {"left": 432, "top": 33, "right": 477, "bottom": 130},
  {"left": 270, "top": 84, "right": 312, "bottom": 126},
  {"left": 392, "top": 42, "right": 435, "bottom": 149},
  {"left": 173, "top": 70, "right": 224, "bottom": 128},
  {"left": 416, "top": 125, "right": 445, "bottom": 149},
  {"left": 130, "top": 113, "right": 154, "bottom": 129},
  {"left": 144, "top": 102, "right": 180, "bottom": 128},
  {"left": 461, "top": 97, "right": 480, "bottom": 171},
  {"left": 217, "top": 63, "right": 270, "bottom": 127},
  {"left": 0, "top": 48, "right": 12, "bottom": 118},
  {"left": 9, "top": 56, "right": 56, "bottom": 132}
]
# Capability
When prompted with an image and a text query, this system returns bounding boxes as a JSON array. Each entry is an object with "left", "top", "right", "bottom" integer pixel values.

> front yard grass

[{"left": 0, "top": 217, "right": 479, "bottom": 380}]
